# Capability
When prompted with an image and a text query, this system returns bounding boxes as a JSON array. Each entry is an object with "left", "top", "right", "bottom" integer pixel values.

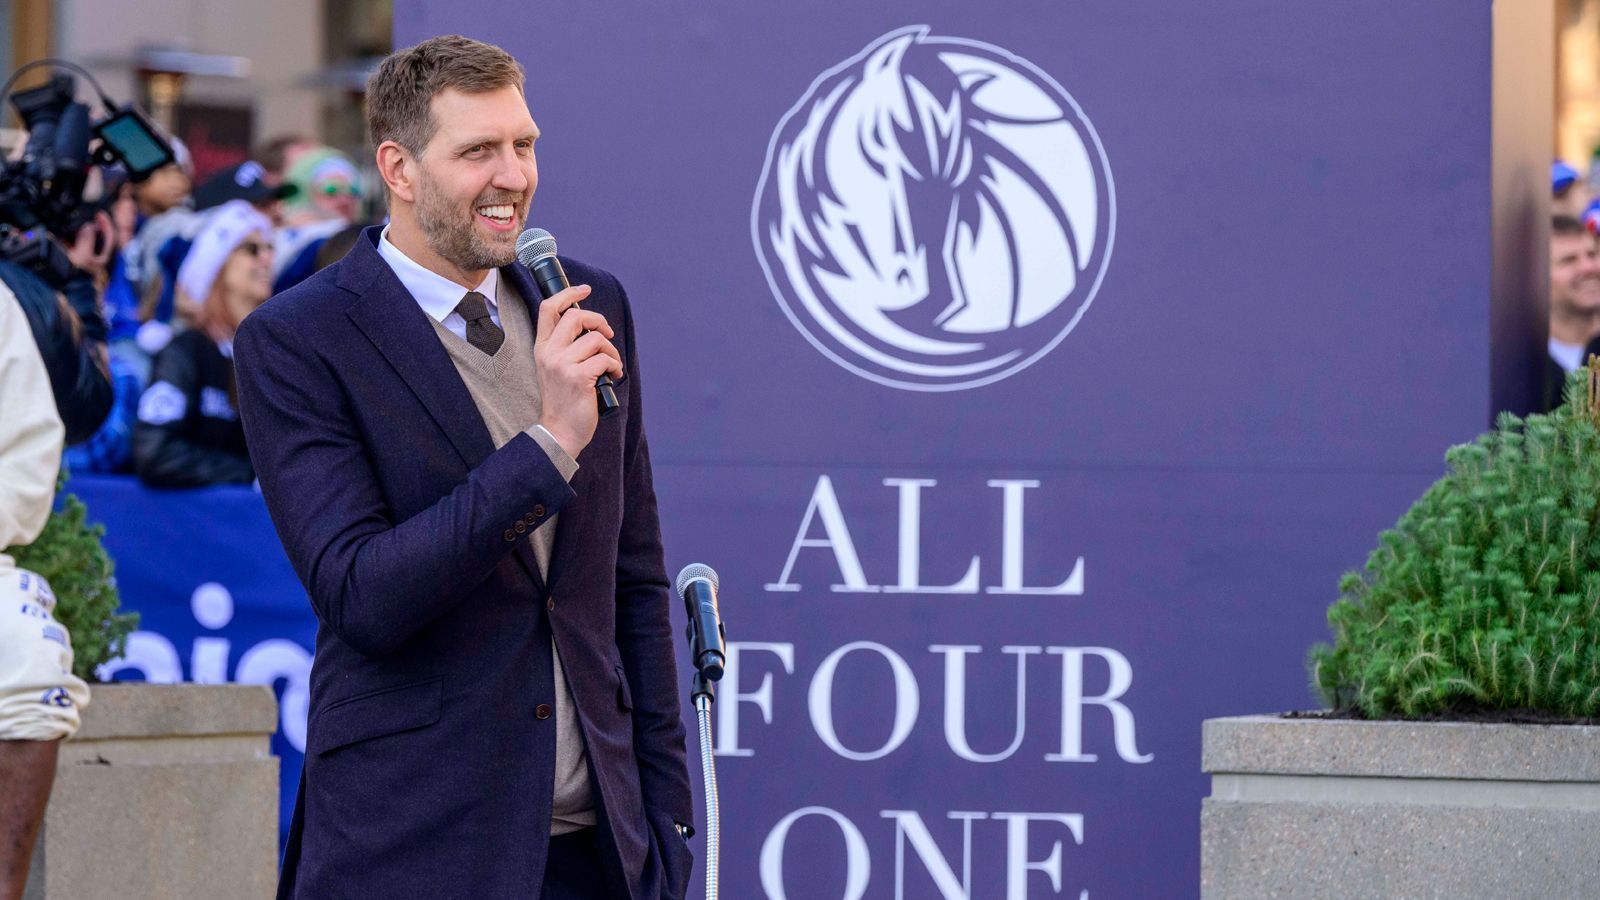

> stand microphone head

[
  {"left": 675, "top": 563, "right": 726, "bottom": 681},
  {"left": 674, "top": 562, "right": 719, "bottom": 597}
]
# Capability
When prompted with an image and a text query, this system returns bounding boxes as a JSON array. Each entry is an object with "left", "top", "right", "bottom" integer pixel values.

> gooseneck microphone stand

[
  {"left": 693, "top": 672, "right": 721, "bottom": 900},
  {"left": 674, "top": 563, "right": 727, "bottom": 900}
]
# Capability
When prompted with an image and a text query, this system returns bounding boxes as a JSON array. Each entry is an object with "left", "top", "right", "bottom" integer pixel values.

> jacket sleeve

[
  {"left": 131, "top": 342, "right": 255, "bottom": 488},
  {"left": 0, "top": 286, "right": 64, "bottom": 553},
  {"left": 609, "top": 276, "right": 695, "bottom": 830},
  {"left": 233, "top": 309, "right": 577, "bottom": 658}
]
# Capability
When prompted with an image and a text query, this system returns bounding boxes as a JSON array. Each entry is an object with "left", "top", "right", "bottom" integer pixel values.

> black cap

[{"left": 192, "top": 161, "right": 297, "bottom": 211}]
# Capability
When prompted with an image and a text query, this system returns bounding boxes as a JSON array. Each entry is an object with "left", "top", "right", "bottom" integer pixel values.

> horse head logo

[{"left": 753, "top": 26, "right": 1115, "bottom": 391}]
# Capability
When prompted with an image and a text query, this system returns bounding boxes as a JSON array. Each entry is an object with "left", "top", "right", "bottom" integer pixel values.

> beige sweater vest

[{"left": 427, "top": 283, "right": 596, "bottom": 834}]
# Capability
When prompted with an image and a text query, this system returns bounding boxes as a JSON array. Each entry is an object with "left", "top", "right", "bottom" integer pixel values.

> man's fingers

[
  {"left": 551, "top": 307, "right": 614, "bottom": 346},
  {"left": 563, "top": 330, "right": 622, "bottom": 368},
  {"left": 578, "top": 350, "right": 625, "bottom": 382},
  {"left": 535, "top": 284, "right": 593, "bottom": 342}
]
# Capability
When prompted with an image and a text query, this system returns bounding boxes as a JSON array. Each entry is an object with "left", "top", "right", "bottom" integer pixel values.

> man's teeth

[{"left": 478, "top": 205, "right": 513, "bottom": 220}]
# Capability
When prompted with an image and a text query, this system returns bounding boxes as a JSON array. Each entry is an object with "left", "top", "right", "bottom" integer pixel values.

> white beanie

[{"left": 176, "top": 199, "right": 272, "bottom": 305}]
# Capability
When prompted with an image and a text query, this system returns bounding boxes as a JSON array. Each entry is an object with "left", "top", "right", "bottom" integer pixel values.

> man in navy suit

[{"left": 234, "top": 35, "right": 693, "bottom": 899}]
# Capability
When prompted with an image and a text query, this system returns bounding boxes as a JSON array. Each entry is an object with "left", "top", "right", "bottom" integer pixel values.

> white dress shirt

[
  {"left": 1550, "top": 337, "right": 1586, "bottom": 374},
  {"left": 377, "top": 225, "right": 502, "bottom": 339}
]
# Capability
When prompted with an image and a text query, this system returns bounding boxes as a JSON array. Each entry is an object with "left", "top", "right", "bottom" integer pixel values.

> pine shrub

[
  {"left": 1310, "top": 372, "right": 1600, "bottom": 719},
  {"left": 5, "top": 476, "right": 137, "bottom": 682}
]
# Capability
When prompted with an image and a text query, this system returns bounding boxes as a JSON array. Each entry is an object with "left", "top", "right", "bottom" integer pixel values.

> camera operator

[{"left": 5, "top": 211, "right": 116, "bottom": 447}]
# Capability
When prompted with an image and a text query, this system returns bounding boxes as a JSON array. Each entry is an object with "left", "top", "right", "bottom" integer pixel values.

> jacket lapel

[{"left": 342, "top": 228, "right": 495, "bottom": 471}]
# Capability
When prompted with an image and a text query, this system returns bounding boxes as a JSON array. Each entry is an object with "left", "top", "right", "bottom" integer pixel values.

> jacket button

[
  {"left": 503, "top": 529, "right": 515, "bottom": 542},
  {"left": 547, "top": 597, "right": 555, "bottom": 612},
  {"left": 532, "top": 504, "right": 546, "bottom": 518},
  {"left": 535, "top": 704, "right": 552, "bottom": 720},
  {"left": 514, "top": 521, "right": 527, "bottom": 534}
]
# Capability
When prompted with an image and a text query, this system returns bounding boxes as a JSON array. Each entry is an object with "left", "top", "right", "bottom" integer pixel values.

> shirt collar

[{"left": 377, "top": 224, "right": 498, "bottom": 323}]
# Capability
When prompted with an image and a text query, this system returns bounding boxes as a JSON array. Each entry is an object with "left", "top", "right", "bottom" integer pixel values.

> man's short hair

[
  {"left": 1554, "top": 214, "right": 1588, "bottom": 239},
  {"left": 366, "top": 35, "right": 526, "bottom": 156}
]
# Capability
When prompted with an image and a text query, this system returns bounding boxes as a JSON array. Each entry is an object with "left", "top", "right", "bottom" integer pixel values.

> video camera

[{"left": 0, "top": 60, "right": 174, "bottom": 288}]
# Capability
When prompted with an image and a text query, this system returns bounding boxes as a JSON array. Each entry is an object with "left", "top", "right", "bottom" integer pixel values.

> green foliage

[
  {"left": 1310, "top": 375, "right": 1600, "bottom": 718},
  {"left": 5, "top": 477, "right": 137, "bottom": 682}
]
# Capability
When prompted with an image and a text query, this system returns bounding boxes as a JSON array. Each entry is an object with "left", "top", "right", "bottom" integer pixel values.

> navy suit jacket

[{"left": 234, "top": 228, "right": 694, "bottom": 899}]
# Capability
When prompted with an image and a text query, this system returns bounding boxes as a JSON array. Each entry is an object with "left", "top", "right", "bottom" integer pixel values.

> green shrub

[
  {"left": 5, "top": 476, "right": 137, "bottom": 682},
  {"left": 1310, "top": 375, "right": 1600, "bottom": 719}
]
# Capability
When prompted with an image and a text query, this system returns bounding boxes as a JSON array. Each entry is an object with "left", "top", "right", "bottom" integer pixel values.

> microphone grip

[
  {"left": 530, "top": 256, "right": 620, "bottom": 418},
  {"left": 682, "top": 581, "right": 727, "bottom": 681}
]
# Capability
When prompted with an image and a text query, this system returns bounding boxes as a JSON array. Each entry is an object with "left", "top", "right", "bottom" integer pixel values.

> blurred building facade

[
  {"left": 1559, "top": 0, "right": 1600, "bottom": 168},
  {"left": 2, "top": 0, "right": 389, "bottom": 185},
  {"left": 0, "top": 1, "right": 1587, "bottom": 184}
]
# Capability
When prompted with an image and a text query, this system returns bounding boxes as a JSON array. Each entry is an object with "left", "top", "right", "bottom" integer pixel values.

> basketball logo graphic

[{"left": 753, "top": 26, "right": 1115, "bottom": 391}]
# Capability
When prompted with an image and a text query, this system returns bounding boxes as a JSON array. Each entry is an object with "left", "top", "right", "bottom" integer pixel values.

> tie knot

[{"left": 457, "top": 291, "right": 492, "bottom": 323}]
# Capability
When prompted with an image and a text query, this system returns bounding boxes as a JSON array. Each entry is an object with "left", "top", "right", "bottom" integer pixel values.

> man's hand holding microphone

[{"left": 533, "top": 284, "right": 623, "bottom": 460}]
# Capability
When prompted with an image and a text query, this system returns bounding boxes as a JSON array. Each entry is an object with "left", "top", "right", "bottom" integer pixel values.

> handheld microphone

[
  {"left": 515, "top": 227, "right": 620, "bottom": 417},
  {"left": 674, "top": 563, "right": 726, "bottom": 681}
]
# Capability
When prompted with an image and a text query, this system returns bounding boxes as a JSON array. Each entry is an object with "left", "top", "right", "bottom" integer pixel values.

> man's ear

[{"left": 376, "top": 141, "right": 416, "bottom": 204}]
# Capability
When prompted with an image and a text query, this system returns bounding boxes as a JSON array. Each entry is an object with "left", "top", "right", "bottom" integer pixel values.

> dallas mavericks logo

[{"left": 753, "top": 26, "right": 1115, "bottom": 391}]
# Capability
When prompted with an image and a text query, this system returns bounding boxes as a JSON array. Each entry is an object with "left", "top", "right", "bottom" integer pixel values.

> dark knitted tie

[{"left": 456, "top": 291, "right": 504, "bottom": 356}]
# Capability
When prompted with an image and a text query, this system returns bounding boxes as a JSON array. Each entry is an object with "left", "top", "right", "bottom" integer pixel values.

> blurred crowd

[{"left": 49, "top": 134, "right": 378, "bottom": 489}]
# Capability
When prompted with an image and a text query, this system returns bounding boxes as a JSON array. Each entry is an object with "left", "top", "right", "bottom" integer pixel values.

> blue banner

[{"left": 70, "top": 475, "right": 313, "bottom": 848}]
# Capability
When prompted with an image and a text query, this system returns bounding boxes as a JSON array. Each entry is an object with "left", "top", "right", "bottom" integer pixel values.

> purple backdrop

[{"left": 392, "top": 2, "right": 1495, "bottom": 896}]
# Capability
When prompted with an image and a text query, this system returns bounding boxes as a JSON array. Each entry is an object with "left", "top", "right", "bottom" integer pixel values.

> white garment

[
  {"left": 0, "top": 283, "right": 63, "bottom": 564},
  {"left": 0, "top": 568, "right": 90, "bottom": 740},
  {"left": 0, "top": 284, "right": 89, "bottom": 740},
  {"left": 1550, "top": 337, "right": 1587, "bottom": 374}
]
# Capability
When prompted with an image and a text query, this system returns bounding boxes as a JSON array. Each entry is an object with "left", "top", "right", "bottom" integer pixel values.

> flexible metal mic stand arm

[
  {"left": 674, "top": 562, "right": 725, "bottom": 899},
  {"left": 693, "top": 674, "right": 720, "bottom": 900}
]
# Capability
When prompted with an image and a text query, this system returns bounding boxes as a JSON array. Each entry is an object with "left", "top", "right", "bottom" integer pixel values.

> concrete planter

[
  {"left": 24, "top": 683, "right": 280, "bottom": 900},
  {"left": 1201, "top": 714, "right": 1600, "bottom": 898}
]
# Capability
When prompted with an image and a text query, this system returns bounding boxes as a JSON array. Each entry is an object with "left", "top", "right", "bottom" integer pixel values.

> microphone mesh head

[
  {"left": 674, "top": 563, "right": 719, "bottom": 597},
  {"left": 516, "top": 228, "right": 558, "bottom": 268}
]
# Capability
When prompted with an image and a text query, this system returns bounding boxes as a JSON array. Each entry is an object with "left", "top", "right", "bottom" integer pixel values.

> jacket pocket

[{"left": 311, "top": 677, "right": 443, "bottom": 756}]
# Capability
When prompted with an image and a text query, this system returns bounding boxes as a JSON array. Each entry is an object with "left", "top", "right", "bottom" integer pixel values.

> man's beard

[{"left": 415, "top": 178, "right": 524, "bottom": 271}]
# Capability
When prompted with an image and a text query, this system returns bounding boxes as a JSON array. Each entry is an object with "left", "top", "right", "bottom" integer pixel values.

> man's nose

[{"left": 492, "top": 149, "right": 529, "bottom": 193}]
